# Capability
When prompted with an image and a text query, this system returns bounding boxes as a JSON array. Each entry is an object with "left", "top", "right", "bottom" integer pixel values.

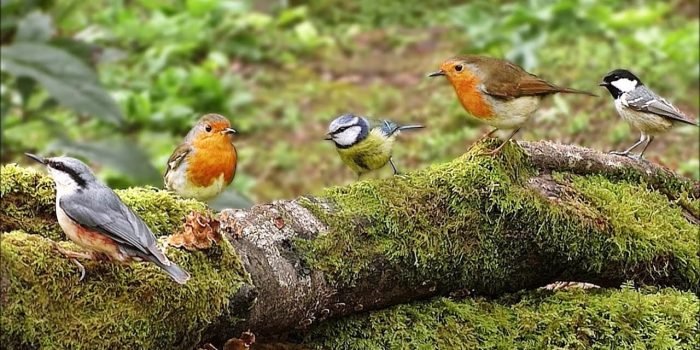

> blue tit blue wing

[{"left": 59, "top": 187, "right": 169, "bottom": 265}]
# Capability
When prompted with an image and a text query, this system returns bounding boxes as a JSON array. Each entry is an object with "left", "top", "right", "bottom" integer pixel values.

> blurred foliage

[{"left": 1, "top": 0, "right": 698, "bottom": 205}]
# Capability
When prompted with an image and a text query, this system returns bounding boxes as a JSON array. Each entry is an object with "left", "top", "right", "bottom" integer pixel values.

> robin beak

[
  {"left": 222, "top": 128, "right": 237, "bottom": 135},
  {"left": 25, "top": 153, "right": 47, "bottom": 165},
  {"left": 427, "top": 70, "right": 445, "bottom": 77},
  {"left": 324, "top": 133, "right": 332, "bottom": 141}
]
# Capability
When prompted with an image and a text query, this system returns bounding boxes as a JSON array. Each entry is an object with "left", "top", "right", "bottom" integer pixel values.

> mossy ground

[
  {"left": 0, "top": 230, "right": 247, "bottom": 349},
  {"left": 297, "top": 140, "right": 699, "bottom": 293},
  {"left": 304, "top": 286, "right": 700, "bottom": 349}
]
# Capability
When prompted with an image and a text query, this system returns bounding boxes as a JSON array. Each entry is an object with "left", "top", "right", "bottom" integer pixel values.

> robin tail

[
  {"left": 555, "top": 86, "right": 598, "bottom": 97},
  {"left": 155, "top": 259, "right": 191, "bottom": 284}
]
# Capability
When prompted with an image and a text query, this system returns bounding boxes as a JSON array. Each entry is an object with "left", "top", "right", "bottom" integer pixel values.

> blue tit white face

[{"left": 327, "top": 114, "right": 369, "bottom": 148}]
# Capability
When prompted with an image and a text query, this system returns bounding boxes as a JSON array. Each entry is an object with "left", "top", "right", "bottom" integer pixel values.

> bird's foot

[
  {"left": 629, "top": 154, "right": 646, "bottom": 162},
  {"left": 70, "top": 258, "right": 86, "bottom": 281},
  {"left": 477, "top": 146, "right": 506, "bottom": 157},
  {"left": 52, "top": 242, "right": 95, "bottom": 281},
  {"left": 608, "top": 151, "right": 629, "bottom": 157}
]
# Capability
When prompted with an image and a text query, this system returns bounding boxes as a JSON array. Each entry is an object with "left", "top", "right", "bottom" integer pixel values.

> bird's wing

[
  {"left": 59, "top": 187, "right": 168, "bottom": 264},
  {"left": 480, "top": 61, "right": 593, "bottom": 98},
  {"left": 164, "top": 143, "right": 191, "bottom": 180},
  {"left": 625, "top": 87, "right": 697, "bottom": 125},
  {"left": 375, "top": 119, "right": 400, "bottom": 137}
]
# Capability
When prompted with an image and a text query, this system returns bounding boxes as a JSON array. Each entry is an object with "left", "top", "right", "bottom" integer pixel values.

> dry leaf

[{"left": 167, "top": 211, "right": 221, "bottom": 251}]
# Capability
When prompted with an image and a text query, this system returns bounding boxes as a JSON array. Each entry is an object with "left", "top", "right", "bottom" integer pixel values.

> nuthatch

[
  {"left": 599, "top": 69, "right": 698, "bottom": 159},
  {"left": 325, "top": 113, "right": 423, "bottom": 177},
  {"left": 165, "top": 113, "right": 237, "bottom": 202},
  {"left": 26, "top": 153, "right": 190, "bottom": 284}
]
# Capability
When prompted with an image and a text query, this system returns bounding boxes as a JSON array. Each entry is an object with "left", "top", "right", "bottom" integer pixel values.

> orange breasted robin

[
  {"left": 428, "top": 55, "right": 596, "bottom": 155},
  {"left": 25, "top": 153, "right": 190, "bottom": 284},
  {"left": 165, "top": 113, "right": 237, "bottom": 202}
]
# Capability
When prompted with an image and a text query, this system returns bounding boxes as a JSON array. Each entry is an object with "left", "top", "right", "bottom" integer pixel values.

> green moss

[
  {"left": 297, "top": 141, "right": 698, "bottom": 293},
  {"left": 304, "top": 286, "right": 699, "bottom": 349},
  {"left": 569, "top": 175, "right": 699, "bottom": 288},
  {"left": 0, "top": 230, "right": 247, "bottom": 350},
  {"left": 0, "top": 164, "right": 208, "bottom": 239}
]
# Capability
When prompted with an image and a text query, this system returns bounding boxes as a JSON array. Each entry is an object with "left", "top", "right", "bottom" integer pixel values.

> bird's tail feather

[
  {"left": 398, "top": 125, "right": 425, "bottom": 131},
  {"left": 156, "top": 259, "right": 191, "bottom": 284}
]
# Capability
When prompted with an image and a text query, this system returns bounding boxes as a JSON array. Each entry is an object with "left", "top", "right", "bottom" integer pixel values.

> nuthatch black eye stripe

[{"left": 49, "top": 160, "right": 88, "bottom": 188}]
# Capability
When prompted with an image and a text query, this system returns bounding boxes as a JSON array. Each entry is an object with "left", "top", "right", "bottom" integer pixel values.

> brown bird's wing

[
  {"left": 164, "top": 143, "right": 191, "bottom": 183},
  {"left": 479, "top": 59, "right": 596, "bottom": 99}
]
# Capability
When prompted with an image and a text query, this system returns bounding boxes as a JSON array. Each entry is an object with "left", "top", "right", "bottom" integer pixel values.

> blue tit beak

[
  {"left": 427, "top": 70, "right": 445, "bottom": 77},
  {"left": 25, "top": 153, "right": 47, "bottom": 165},
  {"left": 222, "top": 128, "right": 237, "bottom": 135},
  {"left": 324, "top": 133, "right": 333, "bottom": 141}
]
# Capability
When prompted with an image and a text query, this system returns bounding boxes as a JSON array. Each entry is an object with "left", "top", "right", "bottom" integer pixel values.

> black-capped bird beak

[
  {"left": 427, "top": 70, "right": 445, "bottom": 77},
  {"left": 598, "top": 82, "right": 608, "bottom": 87},
  {"left": 25, "top": 153, "right": 46, "bottom": 165},
  {"left": 222, "top": 128, "right": 237, "bottom": 135},
  {"left": 324, "top": 133, "right": 332, "bottom": 141}
]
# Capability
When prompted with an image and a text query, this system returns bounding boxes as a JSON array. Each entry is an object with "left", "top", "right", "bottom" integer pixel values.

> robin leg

[
  {"left": 389, "top": 157, "right": 401, "bottom": 175},
  {"left": 610, "top": 133, "right": 646, "bottom": 156},
  {"left": 467, "top": 128, "right": 499, "bottom": 151},
  {"left": 631, "top": 135, "right": 654, "bottom": 160},
  {"left": 479, "top": 128, "right": 521, "bottom": 156}
]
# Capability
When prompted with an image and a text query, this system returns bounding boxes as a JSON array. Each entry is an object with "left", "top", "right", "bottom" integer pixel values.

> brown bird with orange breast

[
  {"left": 429, "top": 55, "right": 596, "bottom": 155},
  {"left": 165, "top": 113, "right": 238, "bottom": 202}
]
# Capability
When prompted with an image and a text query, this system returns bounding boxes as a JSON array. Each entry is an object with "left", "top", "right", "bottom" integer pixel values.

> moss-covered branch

[{"left": 1, "top": 140, "right": 698, "bottom": 349}]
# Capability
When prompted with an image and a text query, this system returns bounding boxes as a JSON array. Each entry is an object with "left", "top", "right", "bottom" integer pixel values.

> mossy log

[{"left": 1, "top": 140, "right": 698, "bottom": 349}]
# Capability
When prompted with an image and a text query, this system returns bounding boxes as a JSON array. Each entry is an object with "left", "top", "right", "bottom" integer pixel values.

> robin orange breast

[
  {"left": 429, "top": 55, "right": 596, "bottom": 155},
  {"left": 164, "top": 113, "right": 238, "bottom": 202}
]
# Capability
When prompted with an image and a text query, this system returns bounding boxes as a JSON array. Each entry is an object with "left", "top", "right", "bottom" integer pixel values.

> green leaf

[
  {"left": 15, "top": 11, "right": 54, "bottom": 42},
  {"left": 47, "top": 138, "right": 161, "bottom": 186},
  {"left": 0, "top": 42, "right": 124, "bottom": 125}
]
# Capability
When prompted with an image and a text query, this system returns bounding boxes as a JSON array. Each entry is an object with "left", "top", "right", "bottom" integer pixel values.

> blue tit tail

[
  {"left": 398, "top": 124, "right": 425, "bottom": 132},
  {"left": 156, "top": 259, "right": 191, "bottom": 284}
]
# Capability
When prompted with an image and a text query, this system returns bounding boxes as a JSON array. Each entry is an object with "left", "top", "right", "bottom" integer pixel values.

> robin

[
  {"left": 599, "top": 69, "right": 698, "bottom": 159},
  {"left": 165, "top": 113, "right": 237, "bottom": 202},
  {"left": 428, "top": 55, "right": 596, "bottom": 155},
  {"left": 25, "top": 153, "right": 190, "bottom": 284},
  {"left": 325, "top": 113, "right": 424, "bottom": 178}
]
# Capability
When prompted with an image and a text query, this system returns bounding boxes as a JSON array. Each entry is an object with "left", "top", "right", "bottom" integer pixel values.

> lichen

[
  {"left": 304, "top": 286, "right": 700, "bottom": 349},
  {"left": 0, "top": 230, "right": 248, "bottom": 350},
  {"left": 297, "top": 140, "right": 699, "bottom": 293},
  {"left": 0, "top": 164, "right": 208, "bottom": 239}
]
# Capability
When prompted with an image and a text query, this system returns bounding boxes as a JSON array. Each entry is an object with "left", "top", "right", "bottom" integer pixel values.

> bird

[
  {"left": 165, "top": 113, "right": 237, "bottom": 202},
  {"left": 25, "top": 153, "right": 190, "bottom": 284},
  {"left": 599, "top": 69, "right": 698, "bottom": 159},
  {"left": 428, "top": 55, "right": 596, "bottom": 155},
  {"left": 325, "top": 113, "right": 424, "bottom": 178}
]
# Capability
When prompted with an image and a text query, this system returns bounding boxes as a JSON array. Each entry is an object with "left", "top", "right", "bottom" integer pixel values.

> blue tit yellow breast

[{"left": 337, "top": 129, "right": 395, "bottom": 175}]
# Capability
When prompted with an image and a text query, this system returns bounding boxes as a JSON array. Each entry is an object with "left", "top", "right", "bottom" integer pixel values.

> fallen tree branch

[{"left": 1, "top": 140, "right": 698, "bottom": 349}]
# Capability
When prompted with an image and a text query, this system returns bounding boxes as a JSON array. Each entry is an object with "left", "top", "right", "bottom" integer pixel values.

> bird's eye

[
  {"left": 205, "top": 125, "right": 212, "bottom": 132},
  {"left": 454, "top": 65, "right": 463, "bottom": 72}
]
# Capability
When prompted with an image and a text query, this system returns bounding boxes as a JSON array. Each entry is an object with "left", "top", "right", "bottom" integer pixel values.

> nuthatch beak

[
  {"left": 427, "top": 70, "right": 446, "bottom": 77},
  {"left": 221, "top": 128, "right": 237, "bottom": 135},
  {"left": 25, "top": 153, "right": 47, "bottom": 165}
]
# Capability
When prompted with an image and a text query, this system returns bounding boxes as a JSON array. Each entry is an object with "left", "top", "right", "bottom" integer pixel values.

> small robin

[
  {"left": 165, "top": 113, "right": 237, "bottom": 202},
  {"left": 599, "top": 69, "right": 698, "bottom": 159},
  {"left": 428, "top": 55, "right": 596, "bottom": 154},
  {"left": 325, "top": 113, "right": 424, "bottom": 178},
  {"left": 25, "top": 153, "right": 190, "bottom": 284}
]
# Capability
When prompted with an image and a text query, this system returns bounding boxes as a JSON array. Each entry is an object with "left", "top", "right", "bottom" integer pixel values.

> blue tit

[{"left": 325, "top": 113, "right": 424, "bottom": 177}]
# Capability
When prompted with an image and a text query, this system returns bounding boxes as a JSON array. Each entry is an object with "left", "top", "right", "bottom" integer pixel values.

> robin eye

[
  {"left": 454, "top": 65, "right": 463, "bottom": 72},
  {"left": 205, "top": 125, "right": 212, "bottom": 132}
]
